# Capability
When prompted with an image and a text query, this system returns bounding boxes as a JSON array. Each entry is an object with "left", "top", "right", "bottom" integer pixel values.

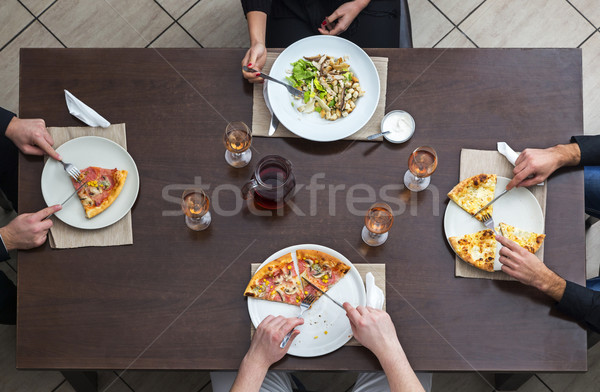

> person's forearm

[
  {"left": 230, "top": 355, "right": 269, "bottom": 392},
  {"left": 552, "top": 143, "right": 581, "bottom": 167},
  {"left": 535, "top": 268, "right": 567, "bottom": 302},
  {"left": 377, "top": 343, "right": 425, "bottom": 392},
  {"left": 247, "top": 11, "right": 267, "bottom": 46}
]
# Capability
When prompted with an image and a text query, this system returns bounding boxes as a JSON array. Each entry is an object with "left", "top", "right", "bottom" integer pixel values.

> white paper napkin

[
  {"left": 497, "top": 142, "right": 544, "bottom": 185},
  {"left": 365, "top": 272, "right": 385, "bottom": 309},
  {"left": 65, "top": 90, "right": 111, "bottom": 128}
]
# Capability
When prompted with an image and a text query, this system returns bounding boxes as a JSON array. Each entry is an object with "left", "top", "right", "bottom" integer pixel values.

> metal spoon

[{"left": 367, "top": 131, "right": 390, "bottom": 141}]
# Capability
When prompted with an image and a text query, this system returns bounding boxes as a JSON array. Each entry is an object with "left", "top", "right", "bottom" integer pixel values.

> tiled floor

[{"left": 0, "top": 0, "right": 599, "bottom": 391}]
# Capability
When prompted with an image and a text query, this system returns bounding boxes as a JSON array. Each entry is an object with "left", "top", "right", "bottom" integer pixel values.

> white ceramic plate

[
  {"left": 247, "top": 244, "right": 366, "bottom": 357},
  {"left": 443, "top": 177, "right": 544, "bottom": 271},
  {"left": 267, "top": 35, "right": 380, "bottom": 142},
  {"left": 41, "top": 136, "right": 140, "bottom": 230}
]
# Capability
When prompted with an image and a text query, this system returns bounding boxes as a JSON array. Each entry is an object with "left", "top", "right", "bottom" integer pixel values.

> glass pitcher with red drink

[{"left": 241, "top": 155, "right": 295, "bottom": 210}]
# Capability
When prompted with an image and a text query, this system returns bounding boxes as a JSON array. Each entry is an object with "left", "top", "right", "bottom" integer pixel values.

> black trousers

[
  {"left": 0, "top": 271, "right": 16, "bottom": 325},
  {"left": 266, "top": 0, "right": 411, "bottom": 48}
]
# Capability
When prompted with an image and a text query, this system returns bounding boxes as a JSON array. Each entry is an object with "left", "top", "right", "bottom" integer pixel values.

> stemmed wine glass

[
  {"left": 403, "top": 146, "right": 438, "bottom": 192},
  {"left": 361, "top": 202, "right": 394, "bottom": 247},
  {"left": 181, "top": 188, "right": 211, "bottom": 231},
  {"left": 223, "top": 121, "right": 252, "bottom": 168}
]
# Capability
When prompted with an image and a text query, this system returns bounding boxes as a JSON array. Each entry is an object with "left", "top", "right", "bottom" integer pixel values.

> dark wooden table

[{"left": 17, "top": 48, "right": 586, "bottom": 379}]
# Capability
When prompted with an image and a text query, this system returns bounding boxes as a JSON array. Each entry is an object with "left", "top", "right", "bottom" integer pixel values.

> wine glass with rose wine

[
  {"left": 361, "top": 202, "right": 394, "bottom": 246},
  {"left": 223, "top": 121, "right": 252, "bottom": 168},
  {"left": 403, "top": 146, "right": 438, "bottom": 192},
  {"left": 181, "top": 188, "right": 211, "bottom": 231}
]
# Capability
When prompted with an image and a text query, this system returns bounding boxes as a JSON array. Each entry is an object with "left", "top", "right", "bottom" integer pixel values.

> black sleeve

[
  {"left": 555, "top": 280, "right": 600, "bottom": 333},
  {"left": 571, "top": 135, "right": 600, "bottom": 166},
  {"left": 0, "top": 107, "right": 16, "bottom": 137},
  {"left": 241, "top": 0, "right": 271, "bottom": 15}
]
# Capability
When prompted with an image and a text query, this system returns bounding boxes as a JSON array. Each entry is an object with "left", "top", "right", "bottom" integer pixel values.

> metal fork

[
  {"left": 242, "top": 66, "right": 304, "bottom": 99},
  {"left": 60, "top": 160, "right": 81, "bottom": 182},
  {"left": 279, "top": 294, "right": 317, "bottom": 348},
  {"left": 480, "top": 212, "right": 495, "bottom": 232}
]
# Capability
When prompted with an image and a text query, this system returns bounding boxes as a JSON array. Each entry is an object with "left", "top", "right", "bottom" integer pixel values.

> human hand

[
  {"left": 506, "top": 143, "right": 580, "bottom": 190},
  {"left": 496, "top": 234, "right": 566, "bottom": 301},
  {"left": 244, "top": 315, "right": 304, "bottom": 369},
  {"left": 241, "top": 43, "right": 267, "bottom": 84},
  {"left": 343, "top": 303, "right": 403, "bottom": 360},
  {"left": 318, "top": 0, "right": 369, "bottom": 36},
  {"left": 0, "top": 205, "right": 61, "bottom": 250},
  {"left": 5, "top": 117, "right": 61, "bottom": 160}
]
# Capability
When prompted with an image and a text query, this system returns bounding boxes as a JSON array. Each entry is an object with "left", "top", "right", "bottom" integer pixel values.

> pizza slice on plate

[
  {"left": 296, "top": 249, "right": 351, "bottom": 294},
  {"left": 449, "top": 229, "right": 497, "bottom": 272},
  {"left": 499, "top": 222, "right": 545, "bottom": 254},
  {"left": 244, "top": 254, "right": 304, "bottom": 306},
  {"left": 447, "top": 174, "right": 497, "bottom": 222},
  {"left": 71, "top": 166, "right": 127, "bottom": 219}
]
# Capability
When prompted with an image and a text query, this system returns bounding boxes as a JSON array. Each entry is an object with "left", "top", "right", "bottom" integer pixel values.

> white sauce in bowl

[{"left": 381, "top": 110, "right": 415, "bottom": 143}]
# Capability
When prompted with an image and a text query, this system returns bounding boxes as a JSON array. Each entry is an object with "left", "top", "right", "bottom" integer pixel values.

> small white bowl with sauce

[{"left": 381, "top": 110, "right": 415, "bottom": 143}]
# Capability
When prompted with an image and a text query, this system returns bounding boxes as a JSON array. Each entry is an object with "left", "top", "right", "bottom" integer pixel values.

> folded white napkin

[
  {"left": 497, "top": 142, "right": 544, "bottom": 185},
  {"left": 65, "top": 90, "right": 110, "bottom": 128},
  {"left": 365, "top": 272, "right": 384, "bottom": 309}
]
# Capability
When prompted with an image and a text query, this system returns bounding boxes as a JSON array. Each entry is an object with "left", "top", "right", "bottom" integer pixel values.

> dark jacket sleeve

[
  {"left": 241, "top": 0, "right": 271, "bottom": 15},
  {"left": 571, "top": 135, "right": 600, "bottom": 166},
  {"left": 0, "top": 107, "right": 16, "bottom": 137},
  {"left": 555, "top": 280, "right": 600, "bottom": 333}
]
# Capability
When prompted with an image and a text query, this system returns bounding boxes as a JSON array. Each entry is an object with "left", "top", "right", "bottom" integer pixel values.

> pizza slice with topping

[
  {"left": 449, "top": 229, "right": 497, "bottom": 272},
  {"left": 296, "top": 249, "right": 350, "bottom": 293},
  {"left": 499, "top": 222, "right": 545, "bottom": 254},
  {"left": 71, "top": 166, "right": 127, "bottom": 218},
  {"left": 244, "top": 254, "right": 305, "bottom": 306},
  {"left": 447, "top": 174, "right": 497, "bottom": 221}
]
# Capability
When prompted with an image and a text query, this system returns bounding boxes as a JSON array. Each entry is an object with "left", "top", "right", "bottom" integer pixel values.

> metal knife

[
  {"left": 473, "top": 188, "right": 510, "bottom": 217},
  {"left": 44, "top": 182, "right": 86, "bottom": 220},
  {"left": 302, "top": 277, "right": 345, "bottom": 309},
  {"left": 263, "top": 81, "right": 279, "bottom": 136}
]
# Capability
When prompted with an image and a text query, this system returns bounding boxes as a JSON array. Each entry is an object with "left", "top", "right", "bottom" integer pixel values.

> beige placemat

[
  {"left": 250, "top": 263, "right": 385, "bottom": 346},
  {"left": 455, "top": 149, "right": 547, "bottom": 280},
  {"left": 45, "top": 124, "right": 133, "bottom": 249},
  {"left": 252, "top": 52, "right": 388, "bottom": 141}
]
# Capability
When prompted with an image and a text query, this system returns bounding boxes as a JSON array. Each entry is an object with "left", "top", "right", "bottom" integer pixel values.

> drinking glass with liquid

[
  {"left": 224, "top": 121, "right": 252, "bottom": 168},
  {"left": 361, "top": 202, "right": 394, "bottom": 246},
  {"left": 181, "top": 188, "right": 211, "bottom": 231},
  {"left": 403, "top": 146, "right": 438, "bottom": 192}
]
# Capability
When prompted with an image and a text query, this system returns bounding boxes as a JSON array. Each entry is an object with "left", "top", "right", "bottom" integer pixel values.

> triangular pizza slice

[
  {"left": 449, "top": 229, "right": 496, "bottom": 272},
  {"left": 71, "top": 166, "right": 127, "bottom": 219},
  {"left": 296, "top": 249, "right": 351, "bottom": 294},
  {"left": 447, "top": 174, "right": 497, "bottom": 222},
  {"left": 244, "top": 254, "right": 305, "bottom": 306},
  {"left": 499, "top": 222, "right": 545, "bottom": 254}
]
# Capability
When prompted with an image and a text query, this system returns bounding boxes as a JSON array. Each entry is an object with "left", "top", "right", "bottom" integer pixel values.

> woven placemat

[
  {"left": 454, "top": 149, "right": 547, "bottom": 280},
  {"left": 252, "top": 52, "right": 388, "bottom": 141},
  {"left": 46, "top": 124, "right": 133, "bottom": 249},
  {"left": 250, "top": 263, "right": 385, "bottom": 346}
]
